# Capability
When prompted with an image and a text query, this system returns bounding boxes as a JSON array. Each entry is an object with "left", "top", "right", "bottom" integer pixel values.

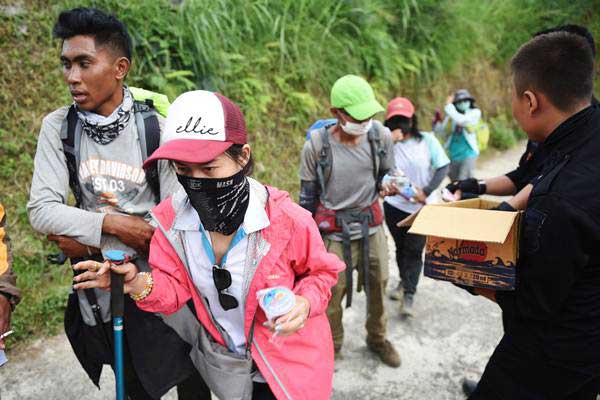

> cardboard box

[{"left": 404, "top": 198, "right": 522, "bottom": 291}]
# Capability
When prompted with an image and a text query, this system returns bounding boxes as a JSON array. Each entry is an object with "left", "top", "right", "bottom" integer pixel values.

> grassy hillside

[{"left": 1, "top": 0, "right": 599, "bottom": 347}]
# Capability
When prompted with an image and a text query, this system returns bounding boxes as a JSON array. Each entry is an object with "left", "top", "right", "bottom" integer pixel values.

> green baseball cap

[{"left": 330, "top": 75, "right": 384, "bottom": 121}]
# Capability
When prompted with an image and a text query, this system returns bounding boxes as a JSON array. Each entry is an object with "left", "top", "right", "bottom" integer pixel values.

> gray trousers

[{"left": 448, "top": 156, "right": 477, "bottom": 181}]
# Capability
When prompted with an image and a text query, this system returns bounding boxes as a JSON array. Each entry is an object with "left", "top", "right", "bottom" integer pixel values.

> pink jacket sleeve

[
  {"left": 136, "top": 228, "right": 192, "bottom": 315},
  {"left": 290, "top": 216, "right": 344, "bottom": 317}
]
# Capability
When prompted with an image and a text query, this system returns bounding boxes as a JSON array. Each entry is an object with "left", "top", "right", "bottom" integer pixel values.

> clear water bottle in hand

[{"left": 383, "top": 170, "right": 417, "bottom": 201}]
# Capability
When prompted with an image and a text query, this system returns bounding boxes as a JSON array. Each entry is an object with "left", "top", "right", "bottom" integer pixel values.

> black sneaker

[{"left": 462, "top": 378, "right": 478, "bottom": 397}]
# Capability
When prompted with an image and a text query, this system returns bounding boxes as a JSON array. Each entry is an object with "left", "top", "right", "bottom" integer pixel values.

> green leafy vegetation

[
  {"left": 489, "top": 115, "right": 518, "bottom": 150},
  {"left": 0, "top": 0, "right": 598, "bottom": 347}
]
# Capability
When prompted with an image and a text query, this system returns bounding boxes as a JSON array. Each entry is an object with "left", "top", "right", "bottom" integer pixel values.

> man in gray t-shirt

[
  {"left": 299, "top": 75, "right": 400, "bottom": 367},
  {"left": 27, "top": 7, "right": 208, "bottom": 399}
]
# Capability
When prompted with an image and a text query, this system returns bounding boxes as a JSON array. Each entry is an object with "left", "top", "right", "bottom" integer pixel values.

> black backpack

[
  {"left": 60, "top": 100, "right": 161, "bottom": 207},
  {"left": 310, "top": 122, "right": 387, "bottom": 194}
]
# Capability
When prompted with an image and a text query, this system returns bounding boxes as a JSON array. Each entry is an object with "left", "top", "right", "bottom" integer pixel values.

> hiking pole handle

[
  {"left": 108, "top": 251, "right": 128, "bottom": 319},
  {"left": 106, "top": 250, "right": 129, "bottom": 318},
  {"left": 110, "top": 272, "right": 125, "bottom": 318}
]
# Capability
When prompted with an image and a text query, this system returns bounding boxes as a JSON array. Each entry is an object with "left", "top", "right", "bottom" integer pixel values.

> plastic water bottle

[
  {"left": 382, "top": 172, "right": 410, "bottom": 190},
  {"left": 401, "top": 184, "right": 417, "bottom": 199},
  {"left": 257, "top": 286, "right": 296, "bottom": 322},
  {"left": 257, "top": 287, "right": 296, "bottom": 348}
]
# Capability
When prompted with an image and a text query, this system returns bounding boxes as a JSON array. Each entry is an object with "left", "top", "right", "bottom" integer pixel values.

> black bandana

[
  {"left": 177, "top": 170, "right": 250, "bottom": 235},
  {"left": 77, "top": 87, "right": 134, "bottom": 145},
  {"left": 80, "top": 108, "right": 131, "bottom": 145}
]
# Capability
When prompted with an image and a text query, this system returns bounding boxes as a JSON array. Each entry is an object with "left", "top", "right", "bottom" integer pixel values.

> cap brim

[
  {"left": 345, "top": 99, "right": 385, "bottom": 121},
  {"left": 385, "top": 109, "right": 414, "bottom": 121},
  {"left": 143, "top": 140, "right": 233, "bottom": 169},
  {"left": 454, "top": 97, "right": 475, "bottom": 103}
]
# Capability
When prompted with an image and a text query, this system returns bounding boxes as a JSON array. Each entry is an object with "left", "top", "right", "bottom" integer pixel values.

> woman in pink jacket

[{"left": 73, "top": 90, "right": 343, "bottom": 400}]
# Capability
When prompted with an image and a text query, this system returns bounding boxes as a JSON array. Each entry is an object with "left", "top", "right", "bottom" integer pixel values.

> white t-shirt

[
  {"left": 385, "top": 132, "right": 450, "bottom": 214},
  {"left": 176, "top": 178, "right": 270, "bottom": 354}
]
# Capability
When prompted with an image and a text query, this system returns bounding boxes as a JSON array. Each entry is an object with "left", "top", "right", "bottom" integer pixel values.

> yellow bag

[
  {"left": 129, "top": 87, "right": 170, "bottom": 117},
  {"left": 466, "top": 120, "right": 490, "bottom": 151}
]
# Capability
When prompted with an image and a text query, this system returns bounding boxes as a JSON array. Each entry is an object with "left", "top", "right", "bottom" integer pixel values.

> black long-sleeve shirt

[
  {"left": 497, "top": 105, "right": 600, "bottom": 368},
  {"left": 505, "top": 140, "right": 544, "bottom": 192}
]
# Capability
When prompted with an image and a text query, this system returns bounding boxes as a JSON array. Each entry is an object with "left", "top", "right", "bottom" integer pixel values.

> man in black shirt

[
  {"left": 448, "top": 24, "right": 599, "bottom": 398},
  {"left": 468, "top": 30, "right": 600, "bottom": 400}
]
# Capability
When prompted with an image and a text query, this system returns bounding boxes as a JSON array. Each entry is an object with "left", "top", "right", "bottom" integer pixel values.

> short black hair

[
  {"left": 534, "top": 24, "right": 596, "bottom": 57},
  {"left": 53, "top": 7, "right": 132, "bottom": 61},
  {"left": 511, "top": 31, "right": 594, "bottom": 112}
]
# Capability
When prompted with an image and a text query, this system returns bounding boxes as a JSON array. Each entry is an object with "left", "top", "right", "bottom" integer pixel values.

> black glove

[
  {"left": 492, "top": 201, "right": 516, "bottom": 212},
  {"left": 445, "top": 178, "right": 484, "bottom": 195}
]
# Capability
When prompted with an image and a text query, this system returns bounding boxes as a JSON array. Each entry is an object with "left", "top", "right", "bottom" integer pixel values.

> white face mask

[{"left": 341, "top": 118, "right": 373, "bottom": 136}]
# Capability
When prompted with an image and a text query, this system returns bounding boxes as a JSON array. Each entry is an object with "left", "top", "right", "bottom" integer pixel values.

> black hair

[
  {"left": 226, "top": 144, "right": 254, "bottom": 176},
  {"left": 534, "top": 24, "right": 596, "bottom": 57},
  {"left": 511, "top": 31, "right": 594, "bottom": 112},
  {"left": 384, "top": 114, "right": 422, "bottom": 140},
  {"left": 53, "top": 7, "right": 132, "bottom": 61}
]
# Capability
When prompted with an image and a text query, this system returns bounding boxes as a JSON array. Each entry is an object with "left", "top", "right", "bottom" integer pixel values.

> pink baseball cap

[
  {"left": 385, "top": 97, "right": 415, "bottom": 120},
  {"left": 143, "top": 90, "right": 247, "bottom": 168}
]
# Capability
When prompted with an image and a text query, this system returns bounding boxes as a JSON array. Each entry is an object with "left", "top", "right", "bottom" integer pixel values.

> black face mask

[{"left": 177, "top": 169, "right": 250, "bottom": 236}]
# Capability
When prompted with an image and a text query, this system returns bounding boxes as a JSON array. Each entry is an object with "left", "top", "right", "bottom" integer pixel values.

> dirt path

[{"left": 0, "top": 143, "right": 527, "bottom": 400}]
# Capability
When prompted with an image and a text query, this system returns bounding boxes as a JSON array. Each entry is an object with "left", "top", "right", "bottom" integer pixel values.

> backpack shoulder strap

[
  {"left": 367, "top": 124, "right": 386, "bottom": 181},
  {"left": 311, "top": 127, "right": 332, "bottom": 193},
  {"left": 134, "top": 100, "right": 161, "bottom": 203},
  {"left": 61, "top": 105, "right": 83, "bottom": 207}
]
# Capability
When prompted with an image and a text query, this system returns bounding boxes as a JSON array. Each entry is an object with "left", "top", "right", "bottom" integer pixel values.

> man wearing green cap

[{"left": 299, "top": 75, "right": 400, "bottom": 367}]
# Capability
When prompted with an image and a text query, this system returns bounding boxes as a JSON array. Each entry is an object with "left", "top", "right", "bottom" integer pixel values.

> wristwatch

[{"left": 478, "top": 179, "right": 487, "bottom": 195}]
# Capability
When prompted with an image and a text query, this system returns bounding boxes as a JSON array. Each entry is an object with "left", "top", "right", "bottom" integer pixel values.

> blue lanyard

[
  {"left": 198, "top": 225, "right": 246, "bottom": 353},
  {"left": 199, "top": 225, "right": 246, "bottom": 267}
]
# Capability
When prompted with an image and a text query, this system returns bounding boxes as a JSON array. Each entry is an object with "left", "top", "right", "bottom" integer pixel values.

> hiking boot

[
  {"left": 401, "top": 294, "right": 415, "bottom": 317},
  {"left": 462, "top": 378, "right": 478, "bottom": 397},
  {"left": 389, "top": 283, "right": 403, "bottom": 301},
  {"left": 367, "top": 339, "right": 401, "bottom": 368}
]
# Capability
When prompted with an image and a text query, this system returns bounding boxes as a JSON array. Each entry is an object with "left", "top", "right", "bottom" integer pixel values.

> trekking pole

[{"left": 105, "top": 250, "right": 128, "bottom": 400}]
